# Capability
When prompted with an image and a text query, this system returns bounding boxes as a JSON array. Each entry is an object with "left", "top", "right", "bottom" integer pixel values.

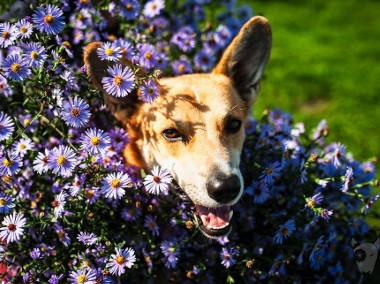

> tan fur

[{"left": 84, "top": 16, "right": 272, "bottom": 218}]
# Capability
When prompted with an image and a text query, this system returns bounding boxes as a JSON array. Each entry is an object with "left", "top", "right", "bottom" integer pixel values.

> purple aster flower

[
  {"left": 55, "top": 224, "right": 71, "bottom": 247},
  {"left": 0, "top": 193, "right": 15, "bottom": 214},
  {"left": 119, "top": 0, "right": 141, "bottom": 20},
  {"left": 23, "top": 42, "right": 48, "bottom": 68},
  {"left": 194, "top": 48, "right": 215, "bottom": 72},
  {"left": 121, "top": 206, "right": 142, "bottom": 221},
  {"left": 97, "top": 42, "right": 122, "bottom": 62},
  {"left": 274, "top": 219, "right": 296, "bottom": 244},
  {"left": 32, "top": 4, "right": 65, "bottom": 35},
  {"left": 106, "top": 247, "right": 136, "bottom": 276},
  {"left": 144, "top": 215, "right": 160, "bottom": 236},
  {"left": 0, "top": 22, "right": 17, "bottom": 48},
  {"left": 30, "top": 248, "right": 41, "bottom": 259},
  {"left": 306, "top": 192, "right": 324, "bottom": 208},
  {"left": 0, "top": 111, "right": 15, "bottom": 141},
  {"left": 68, "top": 268, "right": 97, "bottom": 284},
  {"left": 214, "top": 25, "right": 232, "bottom": 48},
  {"left": 52, "top": 191, "right": 68, "bottom": 218},
  {"left": 114, "top": 38, "right": 135, "bottom": 59},
  {"left": 61, "top": 96, "right": 91, "bottom": 128},
  {"left": 77, "top": 232, "right": 98, "bottom": 246},
  {"left": 138, "top": 43, "right": 158, "bottom": 69},
  {"left": 140, "top": 79, "right": 160, "bottom": 103},
  {"left": 33, "top": 149, "right": 50, "bottom": 174},
  {"left": 143, "top": 0, "right": 165, "bottom": 18},
  {"left": 69, "top": 174, "right": 86, "bottom": 196},
  {"left": 172, "top": 58, "right": 192, "bottom": 75},
  {"left": 15, "top": 19, "right": 34, "bottom": 39},
  {"left": 0, "top": 211, "right": 27, "bottom": 243},
  {"left": 2, "top": 54, "right": 31, "bottom": 81},
  {"left": 326, "top": 142, "right": 346, "bottom": 168},
  {"left": 220, "top": 247, "right": 238, "bottom": 268},
  {"left": 320, "top": 209, "right": 333, "bottom": 221},
  {"left": 80, "top": 127, "right": 111, "bottom": 156},
  {"left": 0, "top": 75, "right": 13, "bottom": 97},
  {"left": 101, "top": 172, "right": 132, "bottom": 199},
  {"left": 341, "top": 166, "right": 353, "bottom": 192},
  {"left": 13, "top": 138, "right": 34, "bottom": 157},
  {"left": 84, "top": 187, "right": 100, "bottom": 204},
  {"left": 109, "top": 127, "right": 129, "bottom": 152},
  {"left": 260, "top": 161, "right": 282, "bottom": 185},
  {"left": 47, "top": 145, "right": 77, "bottom": 177},
  {"left": 160, "top": 240, "right": 180, "bottom": 269},
  {"left": 143, "top": 165, "right": 173, "bottom": 195},
  {"left": 48, "top": 274, "right": 64, "bottom": 284},
  {"left": 102, "top": 64, "right": 136, "bottom": 97},
  {"left": 0, "top": 151, "right": 22, "bottom": 176},
  {"left": 171, "top": 27, "right": 196, "bottom": 52},
  {"left": 246, "top": 181, "right": 270, "bottom": 204}
]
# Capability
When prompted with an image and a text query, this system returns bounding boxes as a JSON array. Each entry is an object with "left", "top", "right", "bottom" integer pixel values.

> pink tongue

[{"left": 195, "top": 205, "right": 230, "bottom": 228}]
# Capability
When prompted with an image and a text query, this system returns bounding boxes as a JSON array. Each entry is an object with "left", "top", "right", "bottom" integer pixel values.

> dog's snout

[{"left": 207, "top": 173, "right": 241, "bottom": 203}]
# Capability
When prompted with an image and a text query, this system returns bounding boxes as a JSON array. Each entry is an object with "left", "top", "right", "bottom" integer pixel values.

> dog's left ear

[{"left": 213, "top": 16, "right": 272, "bottom": 105}]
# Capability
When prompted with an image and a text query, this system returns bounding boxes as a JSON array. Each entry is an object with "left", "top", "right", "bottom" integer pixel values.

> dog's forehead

[{"left": 158, "top": 73, "right": 245, "bottom": 112}]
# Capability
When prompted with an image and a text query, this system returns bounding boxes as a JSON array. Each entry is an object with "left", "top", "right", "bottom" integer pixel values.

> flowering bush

[{"left": 0, "top": 0, "right": 378, "bottom": 283}]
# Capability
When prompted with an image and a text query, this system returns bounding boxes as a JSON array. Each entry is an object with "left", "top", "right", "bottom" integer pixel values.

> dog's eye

[
  {"left": 225, "top": 118, "right": 242, "bottom": 134},
  {"left": 162, "top": 129, "right": 182, "bottom": 141}
]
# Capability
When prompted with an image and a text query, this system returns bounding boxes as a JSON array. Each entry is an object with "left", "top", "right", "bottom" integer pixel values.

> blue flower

[
  {"left": 274, "top": 219, "right": 296, "bottom": 244},
  {"left": 220, "top": 247, "right": 238, "bottom": 268},
  {"left": 106, "top": 247, "right": 136, "bottom": 276},
  {"left": 143, "top": 0, "right": 165, "bottom": 18},
  {"left": 138, "top": 43, "right": 158, "bottom": 69},
  {"left": 68, "top": 268, "right": 96, "bottom": 284},
  {"left": 32, "top": 4, "right": 65, "bottom": 35},
  {"left": 80, "top": 127, "right": 111, "bottom": 156},
  {"left": 0, "top": 111, "right": 15, "bottom": 141},
  {"left": 2, "top": 54, "right": 31, "bottom": 81},
  {"left": 77, "top": 232, "right": 98, "bottom": 246},
  {"left": 246, "top": 181, "right": 270, "bottom": 204},
  {"left": 101, "top": 172, "right": 132, "bottom": 200},
  {"left": 160, "top": 240, "right": 180, "bottom": 269},
  {"left": 102, "top": 64, "right": 136, "bottom": 97},
  {"left": 47, "top": 145, "right": 77, "bottom": 177},
  {"left": 61, "top": 96, "right": 91, "bottom": 128},
  {"left": 0, "top": 22, "right": 17, "bottom": 48},
  {"left": 140, "top": 79, "right": 160, "bottom": 103},
  {"left": 260, "top": 161, "right": 282, "bottom": 185},
  {"left": 143, "top": 165, "right": 173, "bottom": 195},
  {"left": 0, "top": 151, "right": 22, "bottom": 176},
  {"left": 23, "top": 42, "right": 48, "bottom": 68},
  {"left": 320, "top": 209, "right": 333, "bottom": 221},
  {"left": 0, "top": 193, "right": 15, "bottom": 214},
  {"left": 119, "top": 0, "right": 141, "bottom": 20},
  {"left": 172, "top": 58, "right": 192, "bottom": 75},
  {"left": 306, "top": 192, "right": 324, "bottom": 208},
  {"left": 14, "top": 19, "right": 34, "bottom": 39},
  {"left": 97, "top": 42, "right": 122, "bottom": 62},
  {"left": 194, "top": 48, "right": 215, "bottom": 71}
]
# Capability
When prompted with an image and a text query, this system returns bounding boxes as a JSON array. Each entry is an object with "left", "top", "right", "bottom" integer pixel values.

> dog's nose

[{"left": 207, "top": 173, "right": 241, "bottom": 203}]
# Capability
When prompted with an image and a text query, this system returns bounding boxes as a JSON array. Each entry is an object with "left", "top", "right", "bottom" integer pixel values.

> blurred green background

[{"left": 250, "top": 0, "right": 380, "bottom": 224}]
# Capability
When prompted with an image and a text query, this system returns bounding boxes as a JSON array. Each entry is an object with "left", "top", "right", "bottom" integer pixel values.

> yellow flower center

[
  {"left": 126, "top": 4, "right": 133, "bottom": 11},
  {"left": 114, "top": 76, "right": 123, "bottom": 86},
  {"left": 2, "top": 31, "right": 10, "bottom": 39},
  {"left": 19, "top": 144, "right": 26, "bottom": 150},
  {"left": 20, "top": 26, "right": 28, "bottom": 34},
  {"left": 85, "top": 189, "right": 94, "bottom": 199},
  {"left": 3, "top": 158, "right": 13, "bottom": 167},
  {"left": 30, "top": 51, "right": 39, "bottom": 60},
  {"left": 105, "top": 48, "right": 114, "bottom": 56},
  {"left": 280, "top": 227, "right": 288, "bottom": 236},
  {"left": 11, "top": 63, "right": 21, "bottom": 73},
  {"left": 266, "top": 168, "right": 273, "bottom": 175},
  {"left": 91, "top": 136, "right": 100, "bottom": 146},
  {"left": 0, "top": 198, "right": 6, "bottom": 206},
  {"left": 43, "top": 14, "right": 55, "bottom": 25},
  {"left": 56, "top": 155, "right": 66, "bottom": 165},
  {"left": 111, "top": 179, "right": 120, "bottom": 188},
  {"left": 116, "top": 255, "right": 125, "bottom": 265},
  {"left": 23, "top": 118, "right": 31, "bottom": 126},
  {"left": 77, "top": 275, "right": 86, "bottom": 283},
  {"left": 178, "top": 64, "right": 185, "bottom": 72},
  {"left": 2, "top": 175, "right": 11, "bottom": 183},
  {"left": 80, "top": 0, "right": 89, "bottom": 4},
  {"left": 62, "top": 41, "right": 71, "bottom": 48},
  {"left": 307, "top": 199, "right": 315, "bottom": 208},
  {"left": 71, "top": 108, "right": 80, "bottom": 117},
  {"left": 145, "top": 52, "right": 152, "bottom": 60}
]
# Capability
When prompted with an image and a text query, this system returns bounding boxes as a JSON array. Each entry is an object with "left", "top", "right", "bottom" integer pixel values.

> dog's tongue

[{"left": 195, "top": 204, "right": 231, "bottom": 229}]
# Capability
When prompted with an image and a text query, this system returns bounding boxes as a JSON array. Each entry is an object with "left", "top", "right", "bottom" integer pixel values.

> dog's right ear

[
  {"left": 84, "top": 42, "right": 143, "bottom": 123},
  {"left": 213, "top": 16, "right": 272, "bottom": 105}
]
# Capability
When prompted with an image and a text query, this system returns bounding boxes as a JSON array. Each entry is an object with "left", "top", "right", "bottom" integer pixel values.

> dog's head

[
  {"left": 84, "top": 16, "right": 271, "bottom": 238},
  {"left": 351, "top": 236, "right": 380, "bottom": 274}
]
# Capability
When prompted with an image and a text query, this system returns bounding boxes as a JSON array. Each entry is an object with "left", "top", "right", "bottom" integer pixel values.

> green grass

[{"left": 249, "top": 0, "right": 380, "bottom": 280}]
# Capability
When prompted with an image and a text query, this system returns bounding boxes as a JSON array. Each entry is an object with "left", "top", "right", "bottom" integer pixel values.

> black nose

[{"left": 207, "top": 173, "right": 241, "bottom": 203}]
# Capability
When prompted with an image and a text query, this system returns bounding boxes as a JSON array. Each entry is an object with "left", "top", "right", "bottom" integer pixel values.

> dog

[
  {"left": 84, "top": 16, "right": 272, "bottom": 238},
  {"left": 351, "top": 236, "right": 380, "bottom": 274}
]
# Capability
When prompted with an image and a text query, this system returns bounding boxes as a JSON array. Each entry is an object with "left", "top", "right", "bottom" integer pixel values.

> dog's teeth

[
  {"left": 229, "top": 210, "right": 233, "bottom": 221},
  {"left": 207, "top": 223, "right": 229, "bottom": 230}
]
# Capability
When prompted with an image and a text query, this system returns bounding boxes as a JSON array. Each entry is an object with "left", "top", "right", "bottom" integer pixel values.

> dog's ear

[
  {"left": 213, "top": 16, "right": 272, "bottom": 105},
  {"left": 84, "top": 42, "right": 144, "bottom": 123},
  {"left": 351, "top": 237, "right": 359, "bottom": 248},
  {"left": 374, "top": 235, "right": 380, "bottom": 250}
]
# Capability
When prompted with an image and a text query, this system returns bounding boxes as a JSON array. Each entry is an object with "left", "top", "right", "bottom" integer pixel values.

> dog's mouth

[{"left": 193, "top": 204, "right": 233, "bottom": 238}]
